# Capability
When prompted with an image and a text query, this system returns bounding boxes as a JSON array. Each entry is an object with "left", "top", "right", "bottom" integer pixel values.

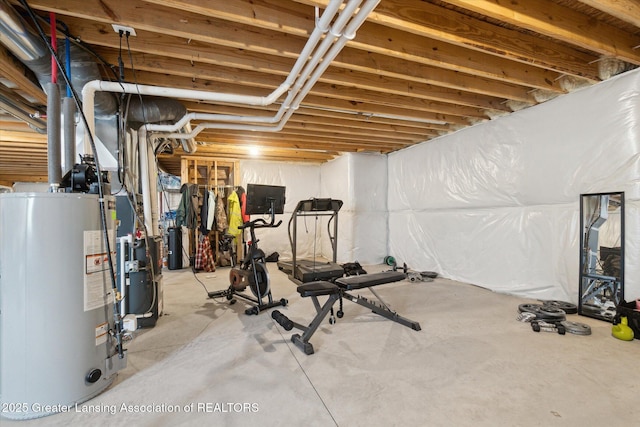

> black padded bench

[
  {"left": 335, "top": 270, "right": 406, "bottom": 289},
  {"left": 271, "top": 271, "right": 421, "bottom": 355}
]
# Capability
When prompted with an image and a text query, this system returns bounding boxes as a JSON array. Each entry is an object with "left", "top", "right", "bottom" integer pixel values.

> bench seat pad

[
  {"left": 297, "top": 281, "right": 340, "bottom": 297},
  {"left": 335, "top": 271, "right": 406, "bottom": 290}
]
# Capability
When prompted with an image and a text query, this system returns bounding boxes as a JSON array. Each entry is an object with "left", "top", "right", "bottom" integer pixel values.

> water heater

[{"left": 0, "top": 192, "right": 126, "bottom": 420}]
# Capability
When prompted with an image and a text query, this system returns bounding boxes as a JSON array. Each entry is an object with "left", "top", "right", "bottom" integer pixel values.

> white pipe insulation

[{"left": 46, "top": 82, "right": 61, "bottom": 191}]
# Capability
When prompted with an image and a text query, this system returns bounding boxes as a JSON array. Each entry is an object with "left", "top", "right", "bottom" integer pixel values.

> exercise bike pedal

[{"left": 245, "top": 306, "right": 260, "bottom": 315}]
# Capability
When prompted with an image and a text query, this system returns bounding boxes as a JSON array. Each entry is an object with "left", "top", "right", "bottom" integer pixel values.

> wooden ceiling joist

[{"left": 0, "top": 0, "right": 638, "bottom": 181}]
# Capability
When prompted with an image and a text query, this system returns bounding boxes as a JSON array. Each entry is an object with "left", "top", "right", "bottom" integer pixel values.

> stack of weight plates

[
  {"left": 540, "top": 300, "right": 578, "bottom": 314},
  {"left": 517, "top": 300, "right": 591, "bottom": 336},
  {"left": 518, "top": 303, "right": 568, "bottom": 322}
]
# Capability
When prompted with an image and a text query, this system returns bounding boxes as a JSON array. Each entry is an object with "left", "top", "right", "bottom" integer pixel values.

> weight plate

[
  {"left": 560, "top": 321, "right": 592, "bottom": 336},
  {"left": 518, "top": 303, "right": 543, "bottom": 314},
  {"left": 539, "top": 307, "right": 566, "bottom": 318},
  {"left": 541, "top": 300, "right": 578, "bottom": 315},
  {"left": 516, "top": 312, "right": 536, "bottom": 322}
]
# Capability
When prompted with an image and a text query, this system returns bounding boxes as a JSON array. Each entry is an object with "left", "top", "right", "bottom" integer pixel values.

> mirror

[{"left": 579, "top": 192, "right": 624, "bottom": 321}]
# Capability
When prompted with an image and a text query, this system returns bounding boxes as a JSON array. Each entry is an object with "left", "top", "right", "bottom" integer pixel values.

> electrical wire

[
  {"left": 18, "top": 0, "right": 124, "bottom": 358},
  {"left": 124, "top": 39, "right": 212, "bottom": 296},
  {"left": 125, "top": 33, "right": 149, "bottom": 128}
]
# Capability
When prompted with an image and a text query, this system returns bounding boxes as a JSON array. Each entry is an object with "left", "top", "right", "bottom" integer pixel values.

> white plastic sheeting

[
  {"left": 239, "top": 153, "right": 388, "bottom": 265},
  {"left": 240, "top": 160, "right": 320, "bottom": 260},
  {"left": 320, "top": 153, "right": 388, "bottom": 264},
  {"left": 388, "top": 68, "right": 640, "bottom": 302}
]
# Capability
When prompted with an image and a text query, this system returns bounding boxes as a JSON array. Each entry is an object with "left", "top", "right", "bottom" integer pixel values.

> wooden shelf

[{"left": 180, "top": 157, "right": 241, "bottom": 266}]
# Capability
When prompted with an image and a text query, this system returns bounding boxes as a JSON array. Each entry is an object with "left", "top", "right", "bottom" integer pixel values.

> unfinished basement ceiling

[{"left": 0, "top": 0, "right": 639, "bottom": 184}]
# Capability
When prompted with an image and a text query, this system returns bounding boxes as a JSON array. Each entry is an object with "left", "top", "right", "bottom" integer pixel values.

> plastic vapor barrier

[
  {"left": 240, "top": 154, "right": 388, "bottom": 265},
  {"left": 321, "top": 153, "right": 388, "bottom": 264},
  {"left": 240, "top": 160, "right": 321, "bottom": 260},
  {"left": 388, "top": 68, "right": 640, "bottom": 301}
]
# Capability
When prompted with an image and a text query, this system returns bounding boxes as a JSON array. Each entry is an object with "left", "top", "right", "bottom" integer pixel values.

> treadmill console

[{"left": 295, "top": 198, "right": 343, "bottom": 212}]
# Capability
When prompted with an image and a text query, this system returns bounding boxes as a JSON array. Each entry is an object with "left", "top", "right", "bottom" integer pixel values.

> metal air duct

[
  {"left": 0, "top": 0, "right": 51, "bottom": 89},
  {"left": 126, "top": 95, "right": 187, "bottom": 129}
]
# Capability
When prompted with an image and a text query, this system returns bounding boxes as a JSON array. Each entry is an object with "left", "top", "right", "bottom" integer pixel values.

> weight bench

[{"left": 271, "top": 271, "right": 421, "bottom": 355}]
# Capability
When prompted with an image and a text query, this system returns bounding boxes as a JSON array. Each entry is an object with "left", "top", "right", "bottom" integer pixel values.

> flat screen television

[{"left": 245, "top": 184, "right": 286, "bottom": 215}]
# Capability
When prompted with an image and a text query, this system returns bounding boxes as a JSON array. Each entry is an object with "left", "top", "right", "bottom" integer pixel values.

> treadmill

[{"left": 277, "top": 198, "right": 345, "bottom": 284}]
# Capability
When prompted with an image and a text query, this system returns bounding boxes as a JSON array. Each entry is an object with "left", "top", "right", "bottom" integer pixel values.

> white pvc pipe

[
  {"left": 136, "top": 126, "right": 161, "bottom": 235},
  {"left": 159, "top": 0, "right": 379, "bottom": 138},
  {"left": 82, "top": 0, "right": 346, "bottom": 140},
  {"left": 78, "top": 0, "right": 379, "bottom": 239},
  {"left": 147, "top": 132, "right": 160, "bottom": 235},
  {"left": 83, "top": 80, "right": 283, "bottom": 137},
  {"left": 136, "top": 129, "right": 154, "bottom": 235},
  {"left": 145, "top": 0, "right": 349, "bottom": 135}
]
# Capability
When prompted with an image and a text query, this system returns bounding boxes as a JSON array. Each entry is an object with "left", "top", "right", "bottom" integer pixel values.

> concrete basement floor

[{"left": 3, "top": 263, "right": 639, "bottom": 426}]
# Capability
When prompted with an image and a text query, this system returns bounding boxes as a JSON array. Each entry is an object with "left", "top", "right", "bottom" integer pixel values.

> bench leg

[
  {"left": 342, "top": 291, "right": 421, "bottom": 331},
  {"left": 291, "top": 293, "right": 340, "bottom": 355}
]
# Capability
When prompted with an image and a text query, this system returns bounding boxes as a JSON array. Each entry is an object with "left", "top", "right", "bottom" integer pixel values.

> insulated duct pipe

[
  {"left": 46, "top": 81, "right": 61, "bottom": 191},
  {"left": 81, "top": 0, "right": 348, "bottom": 140},
  {"left": 0, "top": 1, "right": 118, "bottom": 116},
  {"left": 159, "top": 0, "right": 380, "bottom": 139},
  {"left": 126, "top": 96, "right": 196, "bottom": 153},
  {"left": 126, "top": 96, "right": 187, "bottom": 128},
  {"left": 60, "top": 43, "right": 117, "bottom": 117},
  {"left": 0, "top": 0, "right": 51, "bottom": 88}
]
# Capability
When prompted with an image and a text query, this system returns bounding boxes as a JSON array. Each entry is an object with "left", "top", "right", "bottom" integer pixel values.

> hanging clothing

[
  {"left": 194, "top": 235, "right": 216, "bottom": 272},
  {"left": 227, "top": 190, "right": 243, "bottom": 236},
  {"left": 199, "top": 189, "right": 210, "bottom": 235},
  {"left": 206, "top": 190, "right": 216, "bottom": 232},
  {"left": 215, "top": 191, "right": 228, "bottom": 232},
  {"left": 236, "top": 186, "right": 250, "bottom": 223},
  {"left": 176, "top": 183, "right": 198, "bottom": 229}
]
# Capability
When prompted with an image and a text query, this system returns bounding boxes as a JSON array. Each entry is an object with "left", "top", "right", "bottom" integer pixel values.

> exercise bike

[{"left": 207, "top": 187, "right": 287, "bottom": 315}]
